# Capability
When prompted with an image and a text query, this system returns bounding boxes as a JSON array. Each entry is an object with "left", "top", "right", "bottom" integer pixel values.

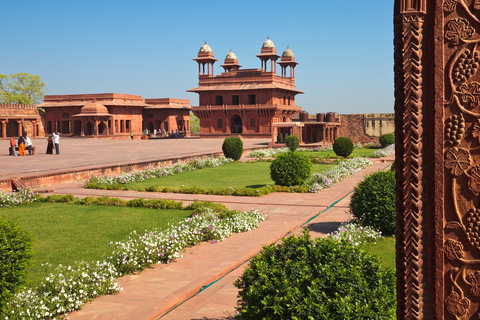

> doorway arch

[
  {"left": 85, "top": 121, "right": 94, "bottom": 135},
  {"left": 231, "top": 115, "right": 242, "bottom": 133}
]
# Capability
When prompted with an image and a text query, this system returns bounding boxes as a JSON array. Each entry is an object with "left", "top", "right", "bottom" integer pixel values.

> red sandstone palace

[
  {"left": 37, "top": 93, "right": 191, "bottom": 138},
  {"left": 188, "top": 38, "right": 304, "bottom": 139}
]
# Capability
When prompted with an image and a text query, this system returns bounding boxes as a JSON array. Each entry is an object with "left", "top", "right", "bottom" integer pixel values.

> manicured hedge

[
  {"left": 0, "top": 216, "right": 33, "bottom": 313},
  {"left": 235, "top": 231, "right": 396, "bottom": 319},
  {"left": 222, "top": 137, "right": 243, "bottom": 160},
  {"left": 333, "top": 136, "right": 354, "bottom": 158},
  {"left": 379, "top": 133, "right": 395, "bottom": 148},
  {"left": 350, "top": 170, "right": 396, "bottom": 235},
  {"left": 270, "top": 151, "right": 312, "bottom": 186}
]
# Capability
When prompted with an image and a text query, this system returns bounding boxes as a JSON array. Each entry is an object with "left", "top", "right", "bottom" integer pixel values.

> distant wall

[{"left": 338, "top": 113, "right": 394, "bottom": 144}]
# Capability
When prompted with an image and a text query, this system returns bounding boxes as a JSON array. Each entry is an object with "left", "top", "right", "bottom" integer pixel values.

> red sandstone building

[
  {"left": 37, "top": 93, "right": 191, "bottom": 138},
  {"left": 188, "top": 38, "right": 304, "bottom": 138},
  {"left": 0, "top": 104, "right": 44, "bottom": 139}
]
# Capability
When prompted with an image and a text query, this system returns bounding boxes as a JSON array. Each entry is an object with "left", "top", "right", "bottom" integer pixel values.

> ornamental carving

[
  {"left": 446, "top": 18, "right": 475, "bottom": 45},
  {"left": 445, "top": 0, "right": 461, "bottom": 12},
  {"left": 442, "top": 1, "right": 480, "bottom": 318},
  {"left": 453, "top": 49, "right": 480, "bottom": 85},
  {"left": 446, "top": 290, "right": 470, "bottom": 316},
  {"left": 445, "top": 239, "right": 466, "bottom": 260}
]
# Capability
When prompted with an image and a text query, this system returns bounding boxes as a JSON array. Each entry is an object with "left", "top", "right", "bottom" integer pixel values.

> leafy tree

[
  {"left": 0, "top": 73, "right": 47, "bottom": 105},
  {"left": 190, "top": 112, "right": 200, "bottom": 134}
]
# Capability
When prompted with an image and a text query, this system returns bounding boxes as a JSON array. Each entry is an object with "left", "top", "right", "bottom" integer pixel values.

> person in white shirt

[
  {"left": 52, "top": 132, "right": 60, "bottom": 154},
  {"left": 25, "top": 136, "right": 33, "bottom": 155}
]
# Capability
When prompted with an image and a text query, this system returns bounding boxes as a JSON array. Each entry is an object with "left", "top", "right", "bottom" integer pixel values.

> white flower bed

[
  {"left": 0, "top": 189, "right": 36, "bottom": 207},
  {"left": 85, "top": 156, "right": 233, "bottom": 186},
  {"left": 370, "top": 144, "right": 394, "bottom": 158},
  {"left": 328, "top": 221, "right": 382, "bottom": 246},
  {"left": 247, "top": 148, "right": 289, "bottom": 158},
  {"left": 5, "top": 207, "right": 265, "bottom": 319},
  {"left": 6, "top": 261, "right": 120, "bottom": 319},
  {"left": 306, "top": 157, "right": 372, "bottom": 193},
  {"left": 112, "top": 208, "right": 265, "bottom": 275}
]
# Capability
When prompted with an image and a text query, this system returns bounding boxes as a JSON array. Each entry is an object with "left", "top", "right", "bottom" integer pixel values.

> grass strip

[{"left": 3, "top": 202, "right": 193, "bottom": 288}]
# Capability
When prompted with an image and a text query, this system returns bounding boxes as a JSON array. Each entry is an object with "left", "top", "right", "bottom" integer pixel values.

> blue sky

[{"left": 1, "top": 0, "right": 394, "bottom": 114}]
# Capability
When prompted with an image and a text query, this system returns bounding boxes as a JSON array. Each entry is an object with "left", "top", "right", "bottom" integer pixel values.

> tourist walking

[
  {"left": 130, "top": 131, "right": 134, "bottom": 140},
  {"left": 52, "top": 132, "right": 60, "bottom": 154},
  {"left": 18, "top": 135, "right": 25, "bottom": 156},
  {"left": 25, "top": 136, "right": 33, "bottom": 155},
  {"left": 46, "top": 135, "right": 54, "bottom": 154},
  {"left": 9, "top": 135, "right": 16, "bottom": 156}
]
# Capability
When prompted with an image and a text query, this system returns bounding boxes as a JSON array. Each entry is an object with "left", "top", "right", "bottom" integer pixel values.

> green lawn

[
  {"left": 3, "top": 203, "right": 192, "bottom": 288},
  {"left": 362, "top": 236, "right": 395, "bottom": 271},
  {"left": 302, "top": 147, "right": 378, "bottom": 158},
  {"left": 126, "top": 161, "right": 334, "bottom": 190}
]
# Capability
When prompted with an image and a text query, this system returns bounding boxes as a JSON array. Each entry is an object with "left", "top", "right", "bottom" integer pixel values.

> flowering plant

[
  {"left": 0, "top": 189, "right": 37, "bottom": 207},
  {"left": 370, "top": 144, "right": 394, "bottom": 158},
  {"left": 328, "top": 220, "right": 382, "bottom": 246},
  {"left": 305, "top": 157, "right": 372, "bottom": 193},
  {"left": 84, "top": 156, "right": 233, "bottom": 187}
]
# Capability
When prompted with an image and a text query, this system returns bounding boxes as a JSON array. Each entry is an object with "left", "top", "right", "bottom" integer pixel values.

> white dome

[
  {"left": 225, "top": 50, "right": 237, "bottom": 60},
  {"left": 199, "top": 42, "right": 212, "bottom": 53},
  {"left": 262, "top": 37, "right": 275, "bottom": 49},
  {"left": 282, "top": 46, "right": 294, "bottom": 58}
]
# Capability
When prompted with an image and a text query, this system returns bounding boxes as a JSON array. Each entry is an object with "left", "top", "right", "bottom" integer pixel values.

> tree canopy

[
  {"left": 0, "top": 73, "right": 47, "bottom": 105},
  {"left": 190, "top": 112, "right": 199, "bottom": 134}
]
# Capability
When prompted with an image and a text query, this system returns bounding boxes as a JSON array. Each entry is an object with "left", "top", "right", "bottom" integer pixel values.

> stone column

[
  {"left": 1, "top": 120, "right": 6, "bottom": 138},
  {"left": 80, "top": 120, "right": 85, "bottom": 137},
  {"left": 17, "top": 120, "right": 22, "bottom": 136}
]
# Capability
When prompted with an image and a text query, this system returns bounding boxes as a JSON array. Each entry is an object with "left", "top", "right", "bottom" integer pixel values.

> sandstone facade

[{"left": 0, "top": 104, "right": 44, "bottom": 138}]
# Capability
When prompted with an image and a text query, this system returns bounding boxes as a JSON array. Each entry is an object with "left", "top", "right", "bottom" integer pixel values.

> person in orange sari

[{"left": 18, "top": 136, "right": 26, "bottom": 156}]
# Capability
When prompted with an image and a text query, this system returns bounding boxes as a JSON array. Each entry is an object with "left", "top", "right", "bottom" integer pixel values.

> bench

[{"left": 9, "top": 146, "right": 36, "bottom": 155}]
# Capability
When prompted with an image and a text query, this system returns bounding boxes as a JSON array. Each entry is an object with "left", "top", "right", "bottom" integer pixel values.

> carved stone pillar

[{"left": 393, "top": 0, "right": 480, "bottom": 318}]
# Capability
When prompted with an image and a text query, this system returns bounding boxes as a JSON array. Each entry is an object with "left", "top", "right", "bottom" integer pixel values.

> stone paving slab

[
  {"left": 54, "top": 160, "right": 392, "bottom": 320},
  {"left": 0, "top": 137, "right": 270, "bottom": 180}
]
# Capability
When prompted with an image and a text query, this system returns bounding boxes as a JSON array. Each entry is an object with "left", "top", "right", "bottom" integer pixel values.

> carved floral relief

[{"left": 443, "top": 0, "right": 480, "bottom": 318}]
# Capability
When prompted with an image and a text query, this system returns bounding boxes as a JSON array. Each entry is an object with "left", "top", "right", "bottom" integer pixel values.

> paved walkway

[
  {"left": 46, "top": 158, "right": 393, "bottom": 320},
  {"left": 1, "top": 137, "right": 270, "bottom": 180}
]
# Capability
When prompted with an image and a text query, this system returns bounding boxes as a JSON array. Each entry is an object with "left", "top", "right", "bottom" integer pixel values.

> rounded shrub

[
  {"left": 333, "top": 136, "right": 354, "bottom": 158},
  {"left": 270, "top": 151, "right": 312, "bottom": 186},
  {"left": 379, "top": 132, "right": 395, "bottom": 148},
  {"left": 222, "top": 137, "right": 243, "bottom": 161},
  {"left": 235, "top": 231, "right": 396, "bottom": 319},
  {"left": 285, "top": 135, "right": 300, "bottom": 151},
  {"left": 350, "top": 170, "right": 396, "bottom": 235},
  {"left": 0, "top": 216, "right": 33, "bottom": 312}
]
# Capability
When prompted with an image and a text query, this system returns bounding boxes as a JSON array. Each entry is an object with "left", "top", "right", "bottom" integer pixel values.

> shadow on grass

[
  {"left": 305, "top": 221, "right": 342, "bottom": 235},
  {"left": 245, "top": 184, "right": 268, "bottom": 188}
]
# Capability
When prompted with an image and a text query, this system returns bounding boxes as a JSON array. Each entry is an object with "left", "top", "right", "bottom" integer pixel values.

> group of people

[
  {"left": 46, "top": 132, "right": 60, "bottom": 154},
  {"left": 139, "top": 128, "right": 186, "bottom": 139},
  {"left": 9, "top": 135, "right": 33, "bottom": 156},
  {"left": 8, "top": 132, "right": 60, "bottom": 156}
]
